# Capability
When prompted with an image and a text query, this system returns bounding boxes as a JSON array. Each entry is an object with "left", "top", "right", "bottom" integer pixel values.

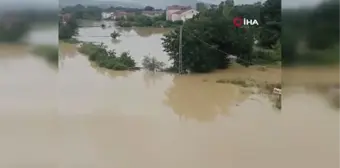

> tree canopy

[
  {"left": 144, "top": 6, "right": 154, "bottom": 11},
  {"left": 59, "top": 14, "right": 78, "bottom": 40},
  {"left": 162, "top": 0, "right": 281, "bottom": 73}
]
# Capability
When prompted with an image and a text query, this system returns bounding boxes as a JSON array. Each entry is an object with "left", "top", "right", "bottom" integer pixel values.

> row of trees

[{"left": 162, "top": 0, "right": 281, "bottom": 73}]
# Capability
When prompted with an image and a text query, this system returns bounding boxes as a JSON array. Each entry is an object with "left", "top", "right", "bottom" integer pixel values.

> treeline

[
  {"left": 282, "top": 0, "right": 339, "bottom": 66},
  {"left": 162, "top": 0, "right": 281, "bottom": 73},
  {"left": 59, "top": 4, "right": 162, "bottom": 21},
  {"left": 115, "top": 13, "right": 183, "bottom": 28}
]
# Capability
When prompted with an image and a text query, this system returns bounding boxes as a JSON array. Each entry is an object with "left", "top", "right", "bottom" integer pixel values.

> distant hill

[{"left": 59, "top": 0, "right": 144, "bottom": 8}]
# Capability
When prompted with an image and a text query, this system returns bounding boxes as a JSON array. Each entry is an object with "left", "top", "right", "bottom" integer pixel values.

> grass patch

[{"left": 78, "top": 43, "right": 137, "bottom": 71}]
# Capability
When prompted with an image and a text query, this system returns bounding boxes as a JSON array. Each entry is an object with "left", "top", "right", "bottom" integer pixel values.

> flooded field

[{"left": 0, "top": 21, "right": 338, "bottom": 167}]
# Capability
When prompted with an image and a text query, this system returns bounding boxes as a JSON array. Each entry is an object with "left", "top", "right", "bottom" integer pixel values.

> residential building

[
  {"left": 102, "top": 12, "right": 114, "bottom": 19},
  {"left": 170, "top": 9, "right": 199, "bottom": 22},
  {"left": 166, "top": 5, "right": 199, "bottom": 22},
  {"left": 113, "top": 11, "right": 128, "bottom": 20},
  {"left": 166, "top": 5, "right": 191, "bottom": 20}
]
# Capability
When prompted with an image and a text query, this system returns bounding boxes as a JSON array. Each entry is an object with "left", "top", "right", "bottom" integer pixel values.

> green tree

[
  {"left": 142, "top": 56, "right": 165, "bottom": 71},
  {"left": 59, "top": 14, "right": 78, "bottom": 40},
  {"left": 258, "top": 0, "right": 281, "bottom": 48},
  {"left": 162, "top": 1, "right": 257, "bottom": 73}
]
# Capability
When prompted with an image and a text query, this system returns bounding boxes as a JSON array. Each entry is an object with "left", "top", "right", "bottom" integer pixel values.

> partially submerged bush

[
  {"left": 78, "top": 43, "right": 136, "bottom": 70},
  {"left": 142, "top": 56, "right": 165, "bottom": 71}
]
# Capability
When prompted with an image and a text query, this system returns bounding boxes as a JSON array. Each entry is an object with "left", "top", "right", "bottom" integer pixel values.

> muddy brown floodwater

[{"left": 0, "top": 21, "right": 338, "bottom": 168}]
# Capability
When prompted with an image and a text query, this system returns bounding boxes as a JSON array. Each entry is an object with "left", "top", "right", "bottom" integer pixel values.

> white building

[
  {"left": 166, "top": 5, "right": 199, "bottom": 22},
  {"left": 101, "top": 12, "right": 114, "bottom": 19},
  {"left": 171, "top": 9, "right": 199, "bottom": 22}
]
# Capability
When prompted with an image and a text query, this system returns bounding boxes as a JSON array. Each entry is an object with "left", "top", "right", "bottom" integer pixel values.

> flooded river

[{"left": 0, "top": 21, "right": 338, "bottom": 167}]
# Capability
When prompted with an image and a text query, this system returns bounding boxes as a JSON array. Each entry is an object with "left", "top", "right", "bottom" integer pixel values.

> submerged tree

[
  {"left": 110, "top": 31, "right": 121, "bottom": 39},
  {"left": 142, "top": 56, "right": 165, "bottom": 71}
]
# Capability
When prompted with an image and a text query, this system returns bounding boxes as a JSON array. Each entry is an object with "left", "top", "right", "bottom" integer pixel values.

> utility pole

[{"left": 179, "top": 25, "right": 183, "bottom": 74}]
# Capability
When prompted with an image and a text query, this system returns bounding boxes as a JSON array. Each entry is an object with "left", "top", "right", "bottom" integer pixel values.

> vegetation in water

[
  {"left": 142, "top": 56, "right": 165, "bottom": 71},
  {"left": 78, "top": 43, "right": 136, "bottom": 70},
  {"left": 162, "top": 0, "right": 281, "bottom": 73},
  {"left": 110, "top": 31, "right": 121, "bottom": 39},
  {"left": 32, "top": 45, "right": 58, "bottom": 66}
]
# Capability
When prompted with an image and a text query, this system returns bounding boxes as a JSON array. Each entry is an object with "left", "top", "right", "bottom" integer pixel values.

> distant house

[
  {"left": 113, "top": 11, "right": 128, "bottom": 20},
  {"left": 102, "top": 12, "right": 114, "bottom": 19},
  {"left": 166, "top": 5, "right": 198, "bottom": 22}
]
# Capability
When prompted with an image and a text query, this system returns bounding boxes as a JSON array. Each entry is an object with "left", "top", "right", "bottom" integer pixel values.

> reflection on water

[
  {"left": 110, "top": 38, "right": 122, "bottom": 44},
  {"left": 164, "top": 75, "right": 238, "bottom": 121}
]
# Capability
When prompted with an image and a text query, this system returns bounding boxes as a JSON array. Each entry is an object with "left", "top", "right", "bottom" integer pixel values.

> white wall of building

[
  {"left": 102, "top": 12, "right": 113, "bottom": 19},
  {"left": 166, "top": 9, "right": 180, "bottom": 20},
  {"left": 171, "top": 13, "right": 181, "bottom": 21},
  {"left": 180, "top": 9, "right": 199, "bottom": 22}
]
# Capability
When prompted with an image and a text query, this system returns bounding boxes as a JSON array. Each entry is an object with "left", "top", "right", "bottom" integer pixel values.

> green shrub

[
  {"left": 118, "top": 52, "right": 136, "bottom": 67},
  {"left": 78, "top": 42, "right": 136, "bottom": 70},
  {"left": 142, "top": 56, "right": 165, "bottom": 71}
]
